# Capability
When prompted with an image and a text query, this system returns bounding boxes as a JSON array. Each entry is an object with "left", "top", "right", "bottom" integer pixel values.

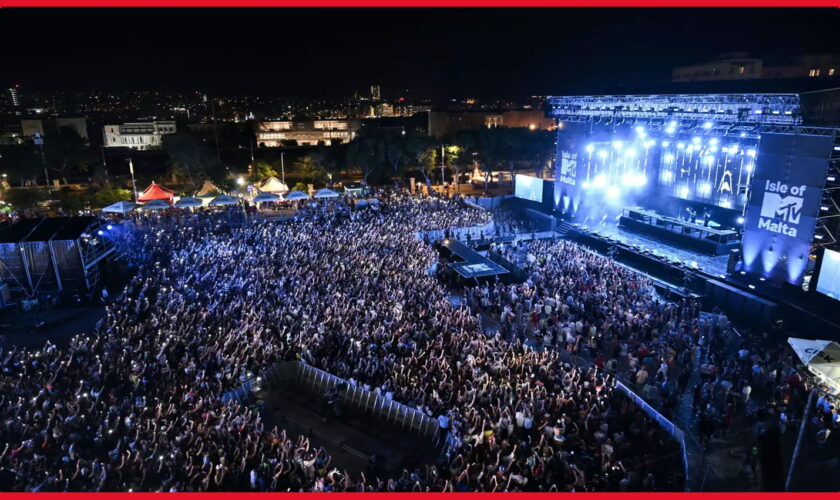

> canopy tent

[
  {"left": 174, "top": 197, "right": 203, "bottom": 208},
  {"left": 283, "top": 190, "right": 310, "bottom": 202},
  {"left": 314, "top": 188, "right": 340, "bottom": 199},
  {"left": 253, "top": 192, "right": 281, "bottom": 203},
  {"left": 789, "top": 337, "right": 840, "bottom": 396},
  {"left": 102, "top": 201, "right": 137, "bottom": 214},
  {"left": 141, "top": 199, "right": 171, "bottom": 211},
  {"left": 136, "top": 182, "right": 175, "bottom": 203},
  {"left": 195, "top": 180, "right": 225, "bottom": 198},
  {"left": 209, "top": 194, "right": 239, "bottom": 206},
  {"left": 259, "top": 176, "right": 289, "bottom": 194}
]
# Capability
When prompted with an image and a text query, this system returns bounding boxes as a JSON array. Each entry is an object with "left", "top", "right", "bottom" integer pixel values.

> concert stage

[
  {"left": 438, "top": 238, "right": 509, "bottom": 279},
  {"left": 619, "top": 207, "right": 740, "bottom": 256}
]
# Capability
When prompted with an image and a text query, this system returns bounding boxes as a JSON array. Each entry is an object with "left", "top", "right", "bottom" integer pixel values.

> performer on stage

[{"left": 703, "top": 207, "right": 711, "bottom": 227}]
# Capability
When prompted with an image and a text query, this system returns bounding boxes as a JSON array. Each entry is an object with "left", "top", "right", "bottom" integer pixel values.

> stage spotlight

[
  {"left": 582, "top": 180, "right": 591, "bottom": 189},
  {"left": 612, "top": 140, "right": 623, "bottom": 150},
  {"left": 106, "top": 225, "right": 113, "bottom": 230},
  {"left": 665, "top": 126, "right": 676, "bottom": 134},
  {"left": 586, "top": 144, "right": 595, "bottom": 154},
  {"left": 692, "top": 137, "right": 701, "bottom": 144},
  {"left": 736, "top": 217, "right": 745, "bottom": 224},
  {"left": 745, "top": 163, "right": 754, "bottom": 173},
  {"left": 625, "top": 148, "right": 637, "bottom": 158},
  {"left": 97, "top": 230, "right": 104, "bottom": 236},
  {"left": 739, "top": 132, "right": 747, "bottom": 138},
  {"left": 593, "top": 174, "right": 608, "bottom": 189},
  {"left": 729, "top": 145, "right": 739, "bottom": 155},
  {"left": 676, "top": 142, "right": 685, "bottom": 150},
  {"left": 597, "top": 149, "right": 608, "bottom": 159},
  {"left": 704, "top": 155, "right": 715, "bottom": 166},
  {"left": 686, "top": 145, "right": 695, "bottom": 153},
  {"left": 643, "top": 140, "right": 655, "bottom": 148},
  {"left": 709, "top": 138, "right": 719, "bottom": 145},
  {"left": 679, "top": 186, "right": 690, "bottom": 198},
  {"left": 664, "top": 153, "right": 675, "bottom": 163},
  {"left": 606, "top": 185, "right": 621, "bottom": 199},
  {"left": 635, "top": 125, "right": 645, "bottom": 134},
  {"left": 698, "top": 182, "right": 711, "bottom": 195},
  {"left": 710, "top": 146, "right": 719, "bottom": 153},
  {"left": 720, "top": 200, "right": 732, "bottom": 208},
  {"left": 747, "top": 149, "right": 756, "bottom": 158},
  {"left": 703, "top": 121, "right": 713, "bottom": 129},
  {"left": 661, "top": 141, "right": 670, "bottom": 147},
  {"left": 669, "top": 120, "right": 678, "bottom": 127}
]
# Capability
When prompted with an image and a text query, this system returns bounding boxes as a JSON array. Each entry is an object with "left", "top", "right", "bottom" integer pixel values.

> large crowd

[{"left": 1, "top": 190, "right": 789, "bottom": 491}]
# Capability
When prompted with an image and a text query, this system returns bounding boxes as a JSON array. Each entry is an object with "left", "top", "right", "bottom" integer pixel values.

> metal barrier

[
  {"left": 615, "top": 379, "right": 689, "bottom": 489},
  {"left": 224, "top": 361, "right": 440, "bottom": 442}
]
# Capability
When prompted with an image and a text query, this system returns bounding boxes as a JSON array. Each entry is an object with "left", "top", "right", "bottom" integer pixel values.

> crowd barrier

[
  {"left": 417, "top": 221, "right": 496, "bottom": 243},
  {"left": 223, "top": 361, "right": 441, "bottom": 442}
]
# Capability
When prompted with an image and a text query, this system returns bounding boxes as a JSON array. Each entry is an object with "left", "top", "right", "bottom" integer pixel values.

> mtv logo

[
  {"left": 560, "top": 157, "right": 576, "bottom": 178},
  {"left": 760, "top": 192, "right": 803, "bottom": 224}
]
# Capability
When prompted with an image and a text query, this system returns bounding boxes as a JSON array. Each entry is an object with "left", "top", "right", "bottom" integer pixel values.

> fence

[
  {"left": 615, "top": 379, "right": 690, "bottom": 488},
  {"left": 224, "top": 361, "right": 441, "bottom": 442},
  {"left": 417, "top": 221, "right": 496, "bottom": 243}
]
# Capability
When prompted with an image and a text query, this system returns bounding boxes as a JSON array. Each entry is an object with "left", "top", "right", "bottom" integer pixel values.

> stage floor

[{"left": 583, "top": 220, "right": 730, "bottom": 277}]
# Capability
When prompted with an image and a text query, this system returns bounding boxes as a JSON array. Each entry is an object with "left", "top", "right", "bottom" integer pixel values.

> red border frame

[
  {"left": 0, "top": 0, "right": 840, "bottom": 7},
  {"left": 1, "top": 0, "right": 839, "bottom": 497}
]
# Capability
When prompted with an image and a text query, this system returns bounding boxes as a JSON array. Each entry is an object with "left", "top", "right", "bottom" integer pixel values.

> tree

[
  {"left": 291, "top": 182, "right": 308, "bottom": 193},
  {"left": 346, "top": 135, "right": 386, "bottom": 186},
  {"left": 0, "top": 145, "right": 42, "bottom": 186},
  {"left": 43, "top": 127, "right": 91, "bottom": 185},
  {"left": 294, "top": 154, "right": 329, "bottom": 185},
  {"left": 90, "top": 187, "right": 132, "bottom": 207},
  {"left": 251, "top": 160, "right": 278, "bottom": 183},
  {"left": 4, "top": 188, "right": 48, "bottom": 211},
  {"left": 163, "top": 133, "right": 220, "bottom": 188}
]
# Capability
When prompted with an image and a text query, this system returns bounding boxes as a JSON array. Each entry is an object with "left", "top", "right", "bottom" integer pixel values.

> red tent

[{"left": 137, "top": 181, "right": 175, "bottom": 203}]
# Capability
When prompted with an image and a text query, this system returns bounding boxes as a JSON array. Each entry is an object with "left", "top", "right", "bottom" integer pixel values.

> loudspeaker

[{"left": 727, "top": 248, "right": 741, "bottom": 275}]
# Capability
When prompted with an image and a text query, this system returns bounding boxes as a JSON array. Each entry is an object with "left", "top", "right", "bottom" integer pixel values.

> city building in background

[
  {"left": 428, "top": 110, "right": 556, "bottom": 138},
  {"left": 6, "top": 85, "right": 21, "bottom": 115},
  {"left": 673, "top": 53, "right": 840, "bottom": 82},
  {"left": 256, "top": 119, "right": 361, "bottom": 147},
  {"left": 21, "top": 117, "right": 90, "bottom": 142},
  {"left": 102, "top": 120, "right": 177, "bottom": 150}
]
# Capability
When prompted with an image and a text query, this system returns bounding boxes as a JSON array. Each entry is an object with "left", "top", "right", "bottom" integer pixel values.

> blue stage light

[
  {"left": 581, "top": 180, "right": 591, "bottom": 189},
  {"left": 720, "top": 199, "right": 732, "bottom": 208},
  {"left": 593, "top": 174, "right": 608, "bottom": 189},
  {"left": 106, "top": 225, "right": 113, "bottom": 230},
  {"left": 643, "top": 140, "right": 655, "bottom": 148},
  {"left": 679, "top": 186, "right": 690, "bottom": 198},
  {"left": 709, "top": 146, "right": 719, "bottom": 153},
  {"left": 612, "top": 140, "right": 623, "bottom": 150},
  {"left": 698, "top": 182, "right": 712, "bottom": 196},
  {"left": 661, "top": 141, "right": 670, "bottom": 147},
  {"left": 703, "top": 121, "right": 713, "bottom": 129},
  {"left": 747, "top": 149, "right": 756, "bottom": 158},
  {"left": 709, "top": 138, "right": 719, "bottom": 145},
  {"left": 704, "top": 155, "right": 716, "bottom": 165},
  {"left": 665, "top": 126, "right": 676, "bottom": 134},
  {"left": 585, "top": 144, "right": 595, "bottom": 154},
  {"left": 676, "top": 142, "right": 685, "bottom": 150},
  {"left": 669, "top": 120, "right": 678, "bottom": 127},
  {"left": 597, "top": 149, "right": 608, "bottom": 159},
  {"left": 664, "top": 153, "right": 675, "bottom": 163},
  {"left": 745, "top": 162, "right": 754, "bottom": 173},
  {"left": 606, "top": 185, "right": 621, "bottom": 199},
  {"left": 739, "top": 132, "right": 747, "bottom": 138},
  {"left": 634, "top": 125, "right": 645, "bottom": 134},
  {"left": 737, "top": 217, "right": 745, "bottom": 224},
  {"left": 625, "top": 148, "right": 637, "bottom": 158},
  {"left": 692, "top": 137, "right": 701, "bottom": 144},
  {"left": 97, "top": 230, "right": 104, "bottom": 236}
]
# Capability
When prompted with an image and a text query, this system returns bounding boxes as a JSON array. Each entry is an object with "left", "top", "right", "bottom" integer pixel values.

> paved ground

[
  {"left": 258, "top": 385, "right": 440, "bottom": 481},
  {"left": 2, "top": 305, "right": 104, "bottom": 349}
]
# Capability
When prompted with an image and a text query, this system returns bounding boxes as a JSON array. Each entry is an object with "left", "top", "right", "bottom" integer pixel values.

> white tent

[
  {"left": 788, "top": 337, "right": 840, "bottom": 396},
  {"left": 253, "top": 192, "right": 281, "bottom": 203},
  {"left": 314, "top": 188, "right": 340, "bottom": 199},
  {"left": 141, "top": 199, "right": 171, "bottom": 211},
  {"left": 174, "top": 197, "right": 203, "bottom": 208},
  {"left": 102, "top": 201, "right": 137, "bottom": 214},
  {"left": 209, "top": 195, "right": 239, "bottom": 206},
  {"left": 259, "top": 176, "right": 289, "bottom": 194},
  {"left": 283, "top": 190, "right": 309, "bottom": 201}
]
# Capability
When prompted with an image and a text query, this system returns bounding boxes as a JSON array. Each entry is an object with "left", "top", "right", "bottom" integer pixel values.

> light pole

[
  {"left": 127, "top": 157, "right": 138, "bottom": 201},
  {"left": 440, "top": 144, "right": 445, "bottom": 187},
  {"left": 280, "top": 152, "right": 286, "bottom": 183}
]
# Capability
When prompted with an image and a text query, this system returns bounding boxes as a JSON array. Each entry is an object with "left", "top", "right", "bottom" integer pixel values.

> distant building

[
  {"left": 673, "top": 53, "right": 840, "bottom": 82},
  {"left": 21, "top": 117, "right": 89, "bottom": 142},
  {"left": 103, "top": 120, "right": 177, "bottom": 150},
  {"left": 428, "top": 110, "right": 556, "bottom": 138},
  {"left": 256, "top": 119, "right": 362, "bottom": 147},
  {"left": 0, "top": 122, "right": 22, "bottom": 145},
  {"left": 370, "top": 85, "right": 381, "bottom": 101}
]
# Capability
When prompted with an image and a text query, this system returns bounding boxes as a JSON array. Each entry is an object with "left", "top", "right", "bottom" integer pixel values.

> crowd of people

[{"left": 0, "top": 191, "right": 754, "bottom": 492}]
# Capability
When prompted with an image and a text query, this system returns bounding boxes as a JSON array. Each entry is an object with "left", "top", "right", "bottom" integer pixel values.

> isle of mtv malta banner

[{"left": 741, "top": 132, "right": 834, "bottom": 285}]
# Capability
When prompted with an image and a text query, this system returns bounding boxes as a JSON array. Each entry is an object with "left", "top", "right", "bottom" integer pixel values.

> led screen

[
  {"left": 515, "top": 174, "right": 544, "bottom": 202},
  {"left": 817, "top": 249, "right": 840, "bottom": 300}
]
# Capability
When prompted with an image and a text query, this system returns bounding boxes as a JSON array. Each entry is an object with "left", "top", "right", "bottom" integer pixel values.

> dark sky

[{"left": 2, "top": 8, "right": 840, "bottom": 98}]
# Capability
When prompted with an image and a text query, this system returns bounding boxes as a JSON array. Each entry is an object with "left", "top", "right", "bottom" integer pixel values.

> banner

[{"left": 741, "top": 133, "right": 834, "bottom": 285}]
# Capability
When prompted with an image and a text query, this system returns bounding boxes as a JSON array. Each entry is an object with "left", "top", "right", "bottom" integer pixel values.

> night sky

[{"left": 2, "top": 8, "right": 840, "bottom": 98}]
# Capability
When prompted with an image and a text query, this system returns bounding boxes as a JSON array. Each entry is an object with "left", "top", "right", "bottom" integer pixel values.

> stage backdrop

[{"left": 741, "top": 133, "right": 834, "bottom": 285}]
